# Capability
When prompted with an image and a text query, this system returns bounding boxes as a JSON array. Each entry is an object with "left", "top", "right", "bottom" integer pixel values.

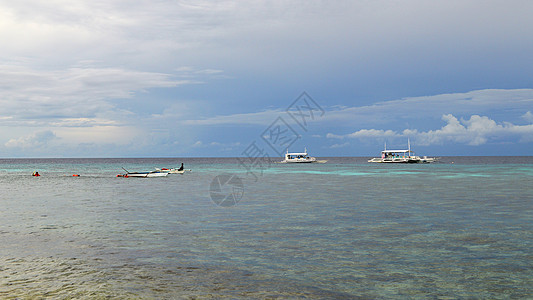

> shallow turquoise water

[{"left": 0, "top": 157, "right": 531, "bottom": 298}]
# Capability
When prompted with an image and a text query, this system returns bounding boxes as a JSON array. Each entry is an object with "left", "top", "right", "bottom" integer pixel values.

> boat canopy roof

[
  {"left": 381, "top": 150, "right": 413, "bottom": 153},
  {"left": 287, "top": 152, "right": 308, "bottom": 156}
]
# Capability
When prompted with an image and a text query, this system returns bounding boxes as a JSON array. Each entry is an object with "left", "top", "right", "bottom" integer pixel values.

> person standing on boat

[{"left": 178, "top": 163, "right": 184, "bottom": 171}]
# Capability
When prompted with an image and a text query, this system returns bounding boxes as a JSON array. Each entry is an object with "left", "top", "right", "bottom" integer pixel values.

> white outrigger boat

[
  {"left": 279, "top": 148, "right": 327, "bottom": 163},
  {"left": 118, "top": 163, "right": 192, "bottom": 178},
  {"left": 368, "top": 140, "right": 436, "bottom": 163}
]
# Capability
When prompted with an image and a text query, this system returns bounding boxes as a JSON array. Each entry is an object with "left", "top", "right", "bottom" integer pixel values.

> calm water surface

[{"left": 0, "top": 157, "right": 531, "bottom": 298}]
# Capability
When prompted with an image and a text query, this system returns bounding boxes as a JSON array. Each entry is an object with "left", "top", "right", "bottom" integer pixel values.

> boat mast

[{"left": 408, "top": 138, "right": 411, "bottom": 158}]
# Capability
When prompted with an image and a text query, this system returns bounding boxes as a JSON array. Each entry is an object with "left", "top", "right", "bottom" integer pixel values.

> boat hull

[
  {"left": 368, "top": 158, "right": 423, "bottom": 163},
  {"left": 124, "top": 172, "right": 169, "bottom": 177},
  {"left": 279, "top": 158, "right": 327, "bottom": 163},
  {"left": 156, "top": 168, "right": 191, "bottom": 174},
  {"left": 278, "top": 160, "right": 327, "bottom": 163}
]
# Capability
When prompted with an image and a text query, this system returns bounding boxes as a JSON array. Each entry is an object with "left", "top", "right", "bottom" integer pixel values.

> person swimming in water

[{"left": 32, "top": 171, "right": 40, "bottom": 176}]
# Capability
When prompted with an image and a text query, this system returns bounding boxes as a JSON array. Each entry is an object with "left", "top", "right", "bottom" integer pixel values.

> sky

[{"left": 1, "top": 0, "right": 532, "bottom": 157}]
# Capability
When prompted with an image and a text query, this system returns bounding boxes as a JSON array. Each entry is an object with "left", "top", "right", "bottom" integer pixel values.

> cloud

[
  {"left": 326, "top": 133, "right": 344, "bottom": 139},
  {"left": 1, "top": 1, "right": 532, "bottom": 157},
  {"left": 329, "top": 114, "right": 533, "bottom": 146},
  {"left": 0, "top": 64, "right": 192, "bottom": 130},
  {"left": 523, "top": 111, "right": 533, "bottom": 123},
  {"left": 5, "top": 130, "right": 57, "bottom": 149},
  {"left": 49, "top": 118, "right": 119, "bottom": 127},
  {"left": 190, "top": 140, "right": 241, "bottom": 152},
  {"left": 183, "top": 109, "right": 284, "bottom": 126},
  {"left": 346, "top": 129, "right": 398, "bottom": 139},
  {"left": 174, "top": 67, "right": 228, "bottom": 81},
  {"left": 0, "top": 1, "right": 367, "bottom": 70},
  {"left": 321, "top": 89, "right": 533, "bottom": 127},
  {"left": 54, "top": 126, "right": 137, "bottom": 145},
  {"left": 329, "top": 142, "right": 349, "bottom": 149},
  {"left": 180, "top": 89, "right": 533, "bottom": 127}
]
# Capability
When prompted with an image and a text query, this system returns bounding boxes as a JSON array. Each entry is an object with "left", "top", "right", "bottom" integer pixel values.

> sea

[{"left": 0, "top": 157, "right": 531, "bottom": 299}]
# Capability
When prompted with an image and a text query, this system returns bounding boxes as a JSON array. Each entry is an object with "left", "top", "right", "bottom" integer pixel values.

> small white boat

[
  {"left": 419, "top": 156, "right": 437, "bottom": 163},
  {"left": 279, "top": 148, "right": 327, "bottom": 163},
  {"left": 368, "top": 140, "right": 436, "bottom": 163}
]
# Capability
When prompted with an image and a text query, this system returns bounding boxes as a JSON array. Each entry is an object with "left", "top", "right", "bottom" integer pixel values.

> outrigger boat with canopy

[
  {"left": 368, "top": 139, "right": 437, "bottom": 163},
  {"left": 278, "top": 148, "right": 327, "bottom": 163}
]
